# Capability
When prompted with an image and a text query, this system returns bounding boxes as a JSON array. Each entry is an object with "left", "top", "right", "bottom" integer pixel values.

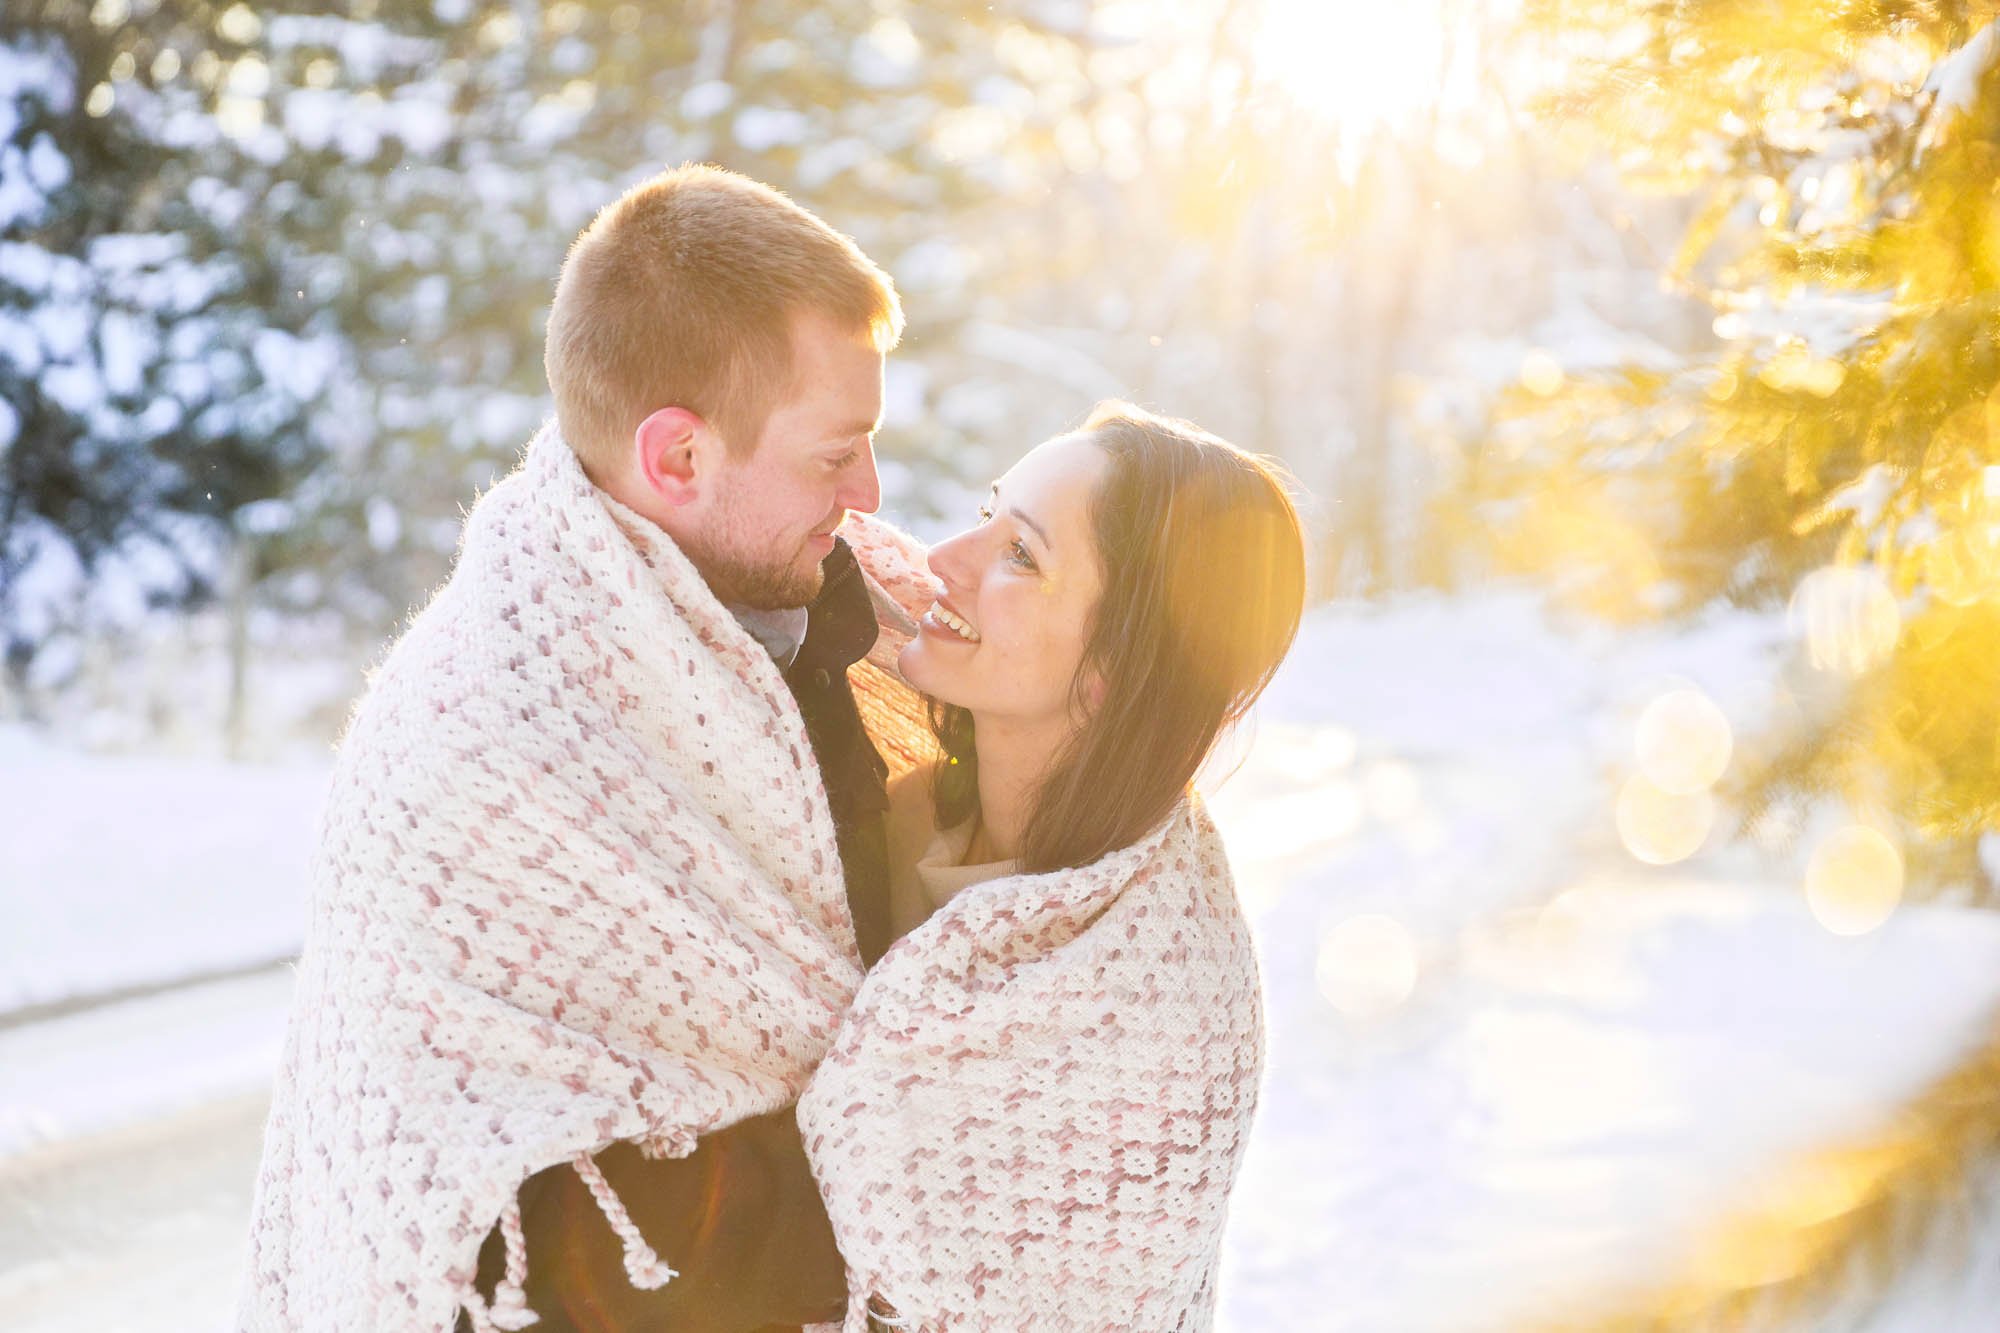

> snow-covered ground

[
  {"left": 5, "top": 585, "right": 1999, "bottom": 1331},
  {"left": 0, "top": 728, "right": 324, "bottom": 1018}
]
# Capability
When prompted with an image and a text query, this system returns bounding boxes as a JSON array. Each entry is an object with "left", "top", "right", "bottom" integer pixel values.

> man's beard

[{"left": 683, "top": 530, "right": 825, "bottom": 610}]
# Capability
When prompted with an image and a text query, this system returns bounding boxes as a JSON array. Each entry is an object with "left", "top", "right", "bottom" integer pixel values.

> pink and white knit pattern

[
  {"left": 799, "top": 795, "right": 1266, "bottom": 1332},
  {"left": 238, "top": 424, "right": 872, "bottom": 1331}
]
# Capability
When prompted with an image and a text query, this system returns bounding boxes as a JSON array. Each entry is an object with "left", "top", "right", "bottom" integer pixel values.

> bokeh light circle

[
  {"left": 1634, "top": 687, "right": 1733, "bottom": 794},
  {"left": 1615, "top": 774, "right": 1715, "bottom": 865},
  {"left": 1805, "top": 825, "right": 1903, "bottom": 936},
  {"left": 1315, "top": 914, "right": 1419, "bottom": 1017}
]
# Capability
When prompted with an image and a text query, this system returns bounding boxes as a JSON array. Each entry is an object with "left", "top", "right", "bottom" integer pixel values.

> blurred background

[{"left": 4, "top": 0, "right": 2000, "bottom": 1328}]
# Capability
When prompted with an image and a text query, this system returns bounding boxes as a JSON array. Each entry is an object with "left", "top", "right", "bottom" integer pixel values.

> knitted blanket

[
  {"left": 799, "top": 794, "right": 1266, "bottom": 1332},
  {"left": 239, "top": 424, "right": 888, "bottom": 1331},
  {"left": 238, "top": 419, "right": 1263, "bottom": 1331}
]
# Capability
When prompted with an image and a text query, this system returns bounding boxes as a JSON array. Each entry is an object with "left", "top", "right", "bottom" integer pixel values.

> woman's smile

[{"left": 922, "top": 598, "right": 982, "bottom": 643}]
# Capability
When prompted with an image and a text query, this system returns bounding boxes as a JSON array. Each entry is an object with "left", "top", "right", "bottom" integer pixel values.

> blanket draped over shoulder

[
  {"left": 238, "top": 421, "right": 1263, "bottom": 1332},
  {"left": 239, "top": 425, "right": 927, "bottom": 1332},
  {"left": 799, "top": 792, "right": 1266, "bottom": 1328}
]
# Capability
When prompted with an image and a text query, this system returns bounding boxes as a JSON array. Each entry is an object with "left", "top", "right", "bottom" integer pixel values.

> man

[
  {"left": 239, "top": 165, "right": 904, "bottom": 1333},
  {"left": 469, "top": 166, "right": 900, "bottom": 1332}
]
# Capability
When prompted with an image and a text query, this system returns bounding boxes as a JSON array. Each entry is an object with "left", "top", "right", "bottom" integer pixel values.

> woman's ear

[
  {"left": 633, "top": 407, "right": 711, "bottom": 508},
  {"left": 1083, "top": 669, "right": 1108, "bottom": 714}
]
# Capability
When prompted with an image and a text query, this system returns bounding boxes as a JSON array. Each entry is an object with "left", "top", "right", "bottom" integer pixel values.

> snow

[
  {"left": 1924, "top": 20, "right": 2000, "bottom": 118},
  {"left": 251, "top": 328, "right": 337, "bottom": 402},
  {"left": 0, "top": 309, "right": 42, "bottom": 374},
  {"left": 234, "top": 498, "right": 297, "bottom": 538},
  {"left": 23, "top": 132, "right": 68, "bottom": 194},
  {"left": 363, "top": 494, "right": 402, "bottom": 552},
  {"left": 387, "top": 91, "right": 454, "bottom": 156},
  {"left": 959, "top": 319, "right": 1127, "bottom": 402},
  {"left": 3, "top": 584, "right": 1998, "bottom": 1327},
  {"left": 0, "top": 38, "right": 74, "bottom": 115},
  {"left": 279, "top": 88, "right": 343, "bottom": 153},
  {"left": 0, "top": 238, "right": 56, "bottom": 293},
  {"left": 29, "top": 299, "right": 88, "bottom": 360},
  {"left": 0, "top": 727, "right": 326, "bottom": 1019},
  {"left": 853, "top": 18, "right": 923, "bottom": 89},
  {"left": 796, "top": 135, "right": 875, "bottom": 190},
  {"left": 97, "top": 308, "right": 150, "bottom": 397},
  {"left": 0, "top": 970, "right": 294, "bottom": 1157},
  {"left": 734, "top": 105, "right": 812, "bottom": 151},
  {"left": 38, "top": 363, "right": 99, "bottom": 415},
  {"left": 0, "top": 145, "right": 50, "bottom": 231},
  {"left": 680, "top": 79, "right": 734, "bottom": 120}
]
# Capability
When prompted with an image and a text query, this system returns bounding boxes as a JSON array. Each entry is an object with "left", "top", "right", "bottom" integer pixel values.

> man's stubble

[{"left": 681, "top": 484, "right": 829, "bottom": 611}]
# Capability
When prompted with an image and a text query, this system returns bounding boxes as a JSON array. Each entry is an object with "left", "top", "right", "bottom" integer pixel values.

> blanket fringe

[
  {"left": 571, "top": 1152, "right": 678, "bottom": 1288},
  {"left": 486, "top": 1197, "right": 540, "bottom": 1329},
  {"left": 639, "top": 1126, "right": 699, "bottom": 1160},
  {"left": 457, "top": 1195, "right": 540, "bottom": 1332},
  {"left": 845, "top": 1288, "right": 915, "bottom": 1332}
]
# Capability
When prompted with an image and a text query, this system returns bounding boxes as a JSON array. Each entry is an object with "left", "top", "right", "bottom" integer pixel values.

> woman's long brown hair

[{"left": 930, "top": 402, "right": 1307, "bottom": 873}]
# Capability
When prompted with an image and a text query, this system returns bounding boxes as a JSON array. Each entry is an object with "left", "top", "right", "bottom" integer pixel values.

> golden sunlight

[
  {"left": 1249, "top": 0, "right": 1455, "bottom": 140},
  {"left": 1789, "top": 566, "right": 1901, "bottom": 676}
]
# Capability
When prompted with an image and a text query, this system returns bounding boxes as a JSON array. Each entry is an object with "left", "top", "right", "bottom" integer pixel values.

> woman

[{"left": 804, "top": 401, "right": 1307, "bottom": 1332}]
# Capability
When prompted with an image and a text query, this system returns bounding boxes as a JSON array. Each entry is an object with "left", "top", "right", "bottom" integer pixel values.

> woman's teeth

[{"left": 930, "top": 602, "right": 981, "bottom": 643}]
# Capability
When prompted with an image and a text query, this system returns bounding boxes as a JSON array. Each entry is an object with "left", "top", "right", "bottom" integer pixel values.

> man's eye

[
  {"left": 976, "top": 503, "right": 994, "bottom": 522},
  {"left": 828, "top": 450, "right": 858, "bottom": 469}
]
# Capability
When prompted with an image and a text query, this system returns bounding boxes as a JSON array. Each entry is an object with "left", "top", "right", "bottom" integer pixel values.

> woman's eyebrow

[{"left": 991, "top": 482, "right": 1053, "bottom": 552}]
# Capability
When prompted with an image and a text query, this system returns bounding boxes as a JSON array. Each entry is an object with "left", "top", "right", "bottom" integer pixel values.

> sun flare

[{"left": 1249, "top": 0, "right": 1457, "bottom": 139}]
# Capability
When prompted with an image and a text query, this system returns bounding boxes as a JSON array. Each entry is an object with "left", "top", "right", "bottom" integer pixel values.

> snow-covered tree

[
  {"left": 4, "top": 0, "right": 1119, "bottom": 705},
  {"left": 0, "top": 1, "right": 332, "bottom": 687},
  {"left": 1491, "top": 2, "right": 2000, "bottom": 884},
  {"left": 1481, "top": 4, "right": 2000, "bottom": 1324}
]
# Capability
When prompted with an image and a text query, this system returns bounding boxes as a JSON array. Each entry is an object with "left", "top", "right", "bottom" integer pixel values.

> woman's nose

[{"left": 927, "top": 526, "right": 982, "bottom": 593}]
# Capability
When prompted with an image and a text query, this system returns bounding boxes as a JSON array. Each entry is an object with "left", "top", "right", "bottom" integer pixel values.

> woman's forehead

[{"left": 999, "top": 433, "right": 1106, "bottom": 509}]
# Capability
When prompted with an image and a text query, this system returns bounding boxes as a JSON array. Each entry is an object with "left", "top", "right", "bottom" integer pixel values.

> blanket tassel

[
  {"left": 458, "top": 1196, "right": 540, "bottom": 1332},
  {"left": 460, "top": 1289, "right": 497, "bottom": 1333},
  {"left": 572, "top": 1152, "right": 678, "bottom": 1288},
  {"left": 843, "top": 1287, "right": 914, "bottom": 1332},
  {"left": 487, "top": 1197, "right": 540, "bottom": 1329}
]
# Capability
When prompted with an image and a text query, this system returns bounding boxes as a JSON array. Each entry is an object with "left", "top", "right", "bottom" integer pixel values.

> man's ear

[{"left": 633, "top": 407, "right": 713, "bottom": 508}]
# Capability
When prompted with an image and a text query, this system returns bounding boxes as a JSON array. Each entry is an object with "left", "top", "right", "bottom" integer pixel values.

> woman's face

[{"left": 899, "top": 433, "right": 1108, "bottom": 732}]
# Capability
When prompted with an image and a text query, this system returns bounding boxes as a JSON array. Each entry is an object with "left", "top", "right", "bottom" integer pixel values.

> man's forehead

[{"left": 760, "top": 375, "right": 881, "bottom": 446}]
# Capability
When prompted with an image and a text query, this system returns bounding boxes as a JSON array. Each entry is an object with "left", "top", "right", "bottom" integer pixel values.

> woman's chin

[{"left": 898, "top": 638, "right": 957, "bottom": 702}]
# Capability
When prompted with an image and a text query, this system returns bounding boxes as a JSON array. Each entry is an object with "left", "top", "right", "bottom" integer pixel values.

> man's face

[{"left": 683, "top": 311, "right": 885, "bottom": 609}]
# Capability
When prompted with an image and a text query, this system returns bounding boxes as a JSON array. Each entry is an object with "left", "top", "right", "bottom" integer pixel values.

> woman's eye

[{"left": 1007, "top": 539, "right": 1037, "bottom": 571}]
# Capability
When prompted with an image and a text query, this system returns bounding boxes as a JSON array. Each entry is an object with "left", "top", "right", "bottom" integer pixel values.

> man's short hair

[{"left": 545, "top": 164, "right": 903, "bottom": 473}]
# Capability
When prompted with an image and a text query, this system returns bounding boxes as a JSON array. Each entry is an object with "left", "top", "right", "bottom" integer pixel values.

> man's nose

[{"left": 835, "top": 439, "right": 882, "bottom": 515}]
